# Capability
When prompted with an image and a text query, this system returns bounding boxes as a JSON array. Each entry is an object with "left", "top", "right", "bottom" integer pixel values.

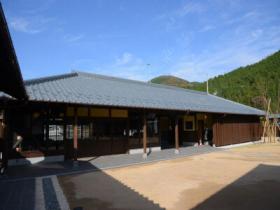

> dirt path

[{"left": 59, "top": 143, "right": 280, "bottom": 210}]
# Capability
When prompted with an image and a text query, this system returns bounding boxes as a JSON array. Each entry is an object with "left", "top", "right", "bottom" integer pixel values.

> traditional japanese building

[
  {"left": 0, "top": 70, "right": 264, "bottom": 165},
  {"left": 0, "top": 3, "right": 264, "bottom": 166}
]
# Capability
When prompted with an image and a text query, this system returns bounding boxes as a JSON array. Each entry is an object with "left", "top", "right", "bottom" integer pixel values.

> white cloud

[
  {"left": 112, "top": 52, "right": 154, "bottom": 80},
  {"left": 9, "top": 16, "right": 54, "bottom": 34},
  {"left": 153, "top": 1, "right": 205, "bottom": 32},
  {"left": 10, "top": 17, "right": 42, "bottom": 34},
  {"left": 224, "top": 10, "right": 259, "bottom": 25},
  {"left": 169, "top": 25, "right": 280, "bottom": 82},
  {"left": 251, "top": 29, "right": 263, "bottom": 39},
  {"left": 160, "top": 2, "right": 280, "bottom": 82},
  {"left": 71, "top": 52, "right": 155, "bottom": 81},
  {"left": 161, "top": 49, "right": 174, "bottom": 64},
  {"left": 23, "top": 0, "right": 56, "bottom": 15},
  {"left": 199, "top": 25, "right": 215, "bottom": 32},
  {"left": 176, "top": 2, "right": 205, "bottom": 17},
  {"left": 116, "top": 52, "right": 133, "bottom": 66},
  {"left": 63, "top": 34, "right": 84, "bottom": 43}
]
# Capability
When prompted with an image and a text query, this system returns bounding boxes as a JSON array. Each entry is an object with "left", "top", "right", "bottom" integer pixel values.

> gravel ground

[{"left": 59, "top": 143, "right": 280, "bottom": 210}]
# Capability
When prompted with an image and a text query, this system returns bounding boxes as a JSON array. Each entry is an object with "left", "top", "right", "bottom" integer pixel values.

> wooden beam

[
  {"left": 73, "top": 107, "right": 78, "bottom": 162},
  {"left": 175, "top": 116, "right": 179, "bottom": 154},
  {"left": 143, "top": 111, "right": 147, "bottom": 158}
]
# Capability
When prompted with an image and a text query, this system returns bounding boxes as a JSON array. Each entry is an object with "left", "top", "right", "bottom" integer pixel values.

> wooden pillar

[
  {"left": 194, "top": 113, "right": 198, "bottom": 144},
  {"left": 126, "top": 116, "right": 129, "bottom": 152},
  {"left": 63, "top": 107, "right": 67, "bottom": 160},
  {"left": 212, "top": 118, "right": 218, "bottom": 147},
  {"left": 109, "top": 109, "right": 113, "bottom": 154},
  {"left": 45, "top": 108, "right": 49, "bottom": 150},
  {"left": 175, "top": 116, "right": 179, "bottom": 154},
  {"left": 143, "top": 111, "right": 147, "bottom": 159},
  {"left": 73, "top": 107, "right": 78, "bottom": 163}
]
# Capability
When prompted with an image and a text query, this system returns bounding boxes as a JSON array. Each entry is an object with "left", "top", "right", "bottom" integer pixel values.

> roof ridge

[
  {"left": 74, "top": 70, "right": 207, "bottom": 95},
  {"left": 25, "top": 72, "right": 78, "bottom": 85},
  {"left": 74, "top": 70, "right": 148, "bottom": 85}
]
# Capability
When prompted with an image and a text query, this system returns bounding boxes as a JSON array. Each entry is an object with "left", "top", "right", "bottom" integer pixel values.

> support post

[
  {"left": 126, "top": 116, "right": 129, "bottom": 151},
  {"left": 175, "top": 116, "right": 179, "bottom": 154},
  {"left": 143, "top": 111, "right": 147, "bottom": 159},
  {"left": 45, "top": 108, "right": 49, "bottom": 150},
  {"left": 63, "top": 107, "right": 67, "bottom": 160},
  {"left": 73, "top": 107, "right": 78, "bottom": 166}
]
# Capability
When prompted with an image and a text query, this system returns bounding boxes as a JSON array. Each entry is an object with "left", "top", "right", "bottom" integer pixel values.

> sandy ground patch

[{"left": 59, "top": 143, "right": 280, "bottom": 210}]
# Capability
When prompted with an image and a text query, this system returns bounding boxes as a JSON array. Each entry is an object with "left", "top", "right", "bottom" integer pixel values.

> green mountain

[
  {"left": 150, "top": 75, "right": 193, "bottom": 89},
  {"left": 150, "top": 50, "right": 280, "bottom": 112}
]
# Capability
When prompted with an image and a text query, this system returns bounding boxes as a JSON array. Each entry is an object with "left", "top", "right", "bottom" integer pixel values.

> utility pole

[
  {"left": 206, "top": 79, "right": 209, "bottom": 94},
  {"left": 206, "top": 73, "right": 209, "bottom": 94}
]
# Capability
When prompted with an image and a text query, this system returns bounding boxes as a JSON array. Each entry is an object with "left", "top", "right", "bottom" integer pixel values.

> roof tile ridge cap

[
  {"left": 74, "top": 70, "right": 207, "bottom": 95},
  {"left": 24, "top": 72, "right": 78, "bottom": 85},
  {"left": 209, "top": 94, "right": 264, "bottom": 112},
  {"left": 74, "top": 70, "right": 150, "bottom": 85}
]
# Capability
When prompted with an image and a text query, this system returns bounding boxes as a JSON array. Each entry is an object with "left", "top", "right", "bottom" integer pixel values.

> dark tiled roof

[
  {"left": 25, "top": 71, "right": 265, "bottom": 115},
  {"left": 269, "top": 114, "right": 280, "bottom": 119},
  {"left": 0, "top": 91, "right": 14, "bottom": 99},
  {"left": 0, "top": 3, "right": 27, "bottom": 100}
]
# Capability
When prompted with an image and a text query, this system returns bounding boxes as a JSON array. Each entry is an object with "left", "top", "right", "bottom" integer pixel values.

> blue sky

[{"left": 2, "top": 0, "right": 280, "bottom": 82}]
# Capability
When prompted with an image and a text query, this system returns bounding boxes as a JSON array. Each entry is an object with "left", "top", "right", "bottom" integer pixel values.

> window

[
  {"left": 111, "top": 118, "right": 127, "bottom": 139},
  {"left": 66, "top": 125, "right": 73, "bottom": 139},
  {"left": 147, "top": 118, "right": 158, "bottom": 137},
  {"left": 77, "top": 125, "right": 82, "bottom": 139},
  {"left": 42, "top": 124, "right": 64, "bottom": 151},
  {"left": 93, "top": 119, "right": 111, "bottom": 141},
  {"left": 184, "top": 121, "right": 194, "bottom": 130},
  {"left": 147, "top": 113, "right": 159, "bottom": 147},
  {"left": 48, "top": 125, "right": 64, "bottom": 141},
  {"left": 66, "top": 124, "right": 90, "bottom": 140},
  {"left": 14, "top": 109, "right": 66, "bottom": 156},
  {"left": 128, "top": 112, "right": 141, "bottom": 148},
  {"left": 184, "top": 116, "right": 195, "bottom": 131},
  {"left": 82, "top": 124, "right": 90, "bottom": 139}
]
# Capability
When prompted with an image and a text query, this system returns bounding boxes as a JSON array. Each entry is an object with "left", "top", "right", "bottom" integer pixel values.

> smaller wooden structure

[{"left": 262, "top": 100, "right": 280, "bottom": 143}]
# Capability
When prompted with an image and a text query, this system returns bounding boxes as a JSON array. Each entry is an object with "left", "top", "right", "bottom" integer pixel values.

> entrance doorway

[
  {"left": 160, "top": 117, "right": 174, "bottom": 149},
  {"left": 197, "top": 120, "right": 204, "bottom": 145}
]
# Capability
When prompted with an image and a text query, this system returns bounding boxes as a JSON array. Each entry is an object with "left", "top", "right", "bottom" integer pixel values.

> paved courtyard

[
  {"left": 1, "top": 143, "right": 280, "bottom": 210},
  {"left": 0, "top": 146, "right": 219, "bottom": 210},
  {"left": 59, "top": 143, "right": 280, "bottom": 210}
]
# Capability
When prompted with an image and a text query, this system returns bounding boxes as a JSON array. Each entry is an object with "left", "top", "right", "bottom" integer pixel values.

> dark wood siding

[
  {"left": 213, "top": 115, "right": 262, "bottom": 146},
  {"left": 0, "top": 120, "right": 3, "bottom": 139}
]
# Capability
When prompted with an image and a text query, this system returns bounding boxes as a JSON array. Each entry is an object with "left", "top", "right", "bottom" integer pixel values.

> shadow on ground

[
  {"left": 189, "top": 164, "right": 280, "bottom": 210},
  {"left": 0, "top": 160, "right": 165, "bottom": 210},
  {"left": 58, "top": 163, "right": 164, "bottom": 210},
  {"left": 0, "top": 178, "right": 36, "bottom": 210},
  {"left": 2, "top": 145, "right": 218, "bottom": 180}
]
